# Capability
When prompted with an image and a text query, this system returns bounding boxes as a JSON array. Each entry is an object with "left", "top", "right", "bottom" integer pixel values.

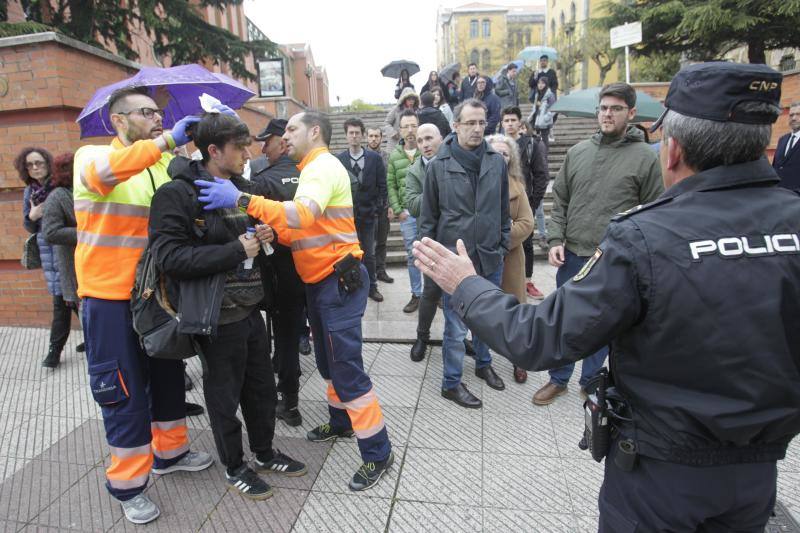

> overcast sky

[{"left": 244, "top": 0, "right": 544, "bottom": 107}]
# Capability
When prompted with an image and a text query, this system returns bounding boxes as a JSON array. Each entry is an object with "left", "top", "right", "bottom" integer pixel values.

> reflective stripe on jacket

[
  {"left": 247, "top": 148, "right": 363, "bottom": 284},
  {"left": 73, "top": 137, "right": 172, "bottom": 300}
]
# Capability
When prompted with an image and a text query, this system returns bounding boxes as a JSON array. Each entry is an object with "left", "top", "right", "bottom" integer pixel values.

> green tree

[
  {"left": 0, "top": 0, "right": 274, "bottom": 81},
  {"left": 634, "top": 51, "right": 682, "bottom": 82},
  {"left": 599, "top": 0, "right": 800, "bottom": 64}
]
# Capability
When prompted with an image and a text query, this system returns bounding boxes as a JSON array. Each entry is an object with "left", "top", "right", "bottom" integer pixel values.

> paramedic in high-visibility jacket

[
  {"left": 196, "top": 111, "right": 394, "bottom": 491},
  {"left": 73, "top": 86, "right": 213, "bottom": 525}
]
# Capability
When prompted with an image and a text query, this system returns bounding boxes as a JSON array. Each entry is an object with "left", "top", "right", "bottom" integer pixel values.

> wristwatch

[{"left": 237, "top": 193, "right": 252, "bottom": 211}]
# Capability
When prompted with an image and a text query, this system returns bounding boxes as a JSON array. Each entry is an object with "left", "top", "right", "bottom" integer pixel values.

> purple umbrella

[{"left": 76, "top": 64, "right": 255, "bottom": 138}]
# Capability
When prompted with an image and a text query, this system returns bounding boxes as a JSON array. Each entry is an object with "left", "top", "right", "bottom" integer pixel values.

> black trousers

[
  {"left": 599, "top": 442, "right": 777, "bottom": 532},
  {"left": 375, "top": 206, "right": 390, "bottom": 274},
  {"left": 355, "top": 215, "right": 378, "bottom": 290},
  {"left": 271, "top": 276, "right": 305, "bottom": 395},
  {"left": 197, "top": 309, "right": 276, "bottom": 471},
  {"left": 416, "top": 275, "right": 442, "bottom": 338},
  {"left": 49, "top": 294, "right": 77, "bottom": 351},
  {"left": 522, "top": 234, "right": 535, "bottom": 279}
]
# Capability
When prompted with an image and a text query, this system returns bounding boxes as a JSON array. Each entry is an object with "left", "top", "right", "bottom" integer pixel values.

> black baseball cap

[
  {"left": 255, "top": 118, "right": 287, "bottom": 141},
  {"left": 651, "top": 62, "right": 782, "bottom": 133}
]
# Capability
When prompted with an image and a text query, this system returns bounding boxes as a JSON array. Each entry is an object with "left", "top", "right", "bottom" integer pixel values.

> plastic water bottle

[{"left": 243, "top": 227, "right": 256, "bottom": 269}]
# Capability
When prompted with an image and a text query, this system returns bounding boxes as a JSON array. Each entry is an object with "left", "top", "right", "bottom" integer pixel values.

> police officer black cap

[
  {"left": 255, "top": 118, "right": 288, "bottom": 141},
  {"left": 651, "top": 61, "right": 782, "bottom": 132}
]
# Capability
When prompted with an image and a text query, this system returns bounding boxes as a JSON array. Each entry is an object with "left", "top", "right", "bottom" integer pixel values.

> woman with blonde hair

[{"left": 486, "top": 134, "right": 534, "bottom": 384}]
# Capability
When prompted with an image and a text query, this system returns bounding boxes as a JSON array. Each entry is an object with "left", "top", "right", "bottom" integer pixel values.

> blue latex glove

[
  {"left": 170, "top": 115, "right": 201, "bottom": 146},
  {"left": 196, "top": 177, "right": 241, "bottom": 211},
  {"left": 211, "top": 103, "right": 239, "bottom": 118}
]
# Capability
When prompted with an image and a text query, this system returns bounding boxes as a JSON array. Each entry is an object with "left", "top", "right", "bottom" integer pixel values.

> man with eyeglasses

[
  {"left": 73, "top": 85, "right": 213, "bottom": 524},
  {"left": 418, "top": 98, "right": 510, "bottom": 408},
  {"left": 531, "top": 82, "right": 663, "bottom": 407}
]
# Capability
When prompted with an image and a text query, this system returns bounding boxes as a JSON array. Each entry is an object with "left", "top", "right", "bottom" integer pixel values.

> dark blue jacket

[
  {"left": 336, "top": 149, "right": 387, "bottom": 220},
  {"left": 23, "top": 185, "right": 61, "bottom": 296},
  {"left": 480, "top": 91, "right": 502, "bottom": 135},
  {"left": 772, "top": 132, "right": 800, "bottom": 191}
]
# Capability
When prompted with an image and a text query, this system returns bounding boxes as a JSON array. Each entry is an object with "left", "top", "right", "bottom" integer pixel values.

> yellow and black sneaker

[
  {"left": 349, "top": 451, "right": 395, "bottom": 491},
  {"left": 306, "top": 423, "right": 354, "bottom": 442}
]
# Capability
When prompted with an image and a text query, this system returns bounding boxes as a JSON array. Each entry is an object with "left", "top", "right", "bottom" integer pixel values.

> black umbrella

[
  {"left": 439, "top": 62, "right": 461, "bottom": 83},
  {"left": 381, "top": 60, "right": 420, "bottom": 79}
]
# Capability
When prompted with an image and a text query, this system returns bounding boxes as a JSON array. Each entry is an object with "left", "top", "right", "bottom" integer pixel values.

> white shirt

[{"left": 787, "top": 132, "right": 800, "bottom": 155}]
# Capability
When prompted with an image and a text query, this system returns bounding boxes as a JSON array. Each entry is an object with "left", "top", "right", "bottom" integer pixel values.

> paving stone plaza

[{"left": 1, "top": 265, "right": 798, "bottom": 532}]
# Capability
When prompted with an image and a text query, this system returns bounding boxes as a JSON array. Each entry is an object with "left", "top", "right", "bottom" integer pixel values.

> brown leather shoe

[
  {"left": 513, "top": 366, "right": 528, "bottom": 384},
  {"left": 532, "top": 382, "right": 567, "bottom": 406}
]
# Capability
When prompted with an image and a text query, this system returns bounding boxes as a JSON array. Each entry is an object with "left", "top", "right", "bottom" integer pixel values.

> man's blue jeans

[
  {"left": 535, "top": 201, "right": 547, "bottom": 239},
  {"left": 399, "top": 215, "right": 422, "bottom": 297},
  {"left": 441, "top": 266, "right": 502, "bottom": 390},
  {"left": 548, "top": 248, "right": 608, "bottom": 387}
]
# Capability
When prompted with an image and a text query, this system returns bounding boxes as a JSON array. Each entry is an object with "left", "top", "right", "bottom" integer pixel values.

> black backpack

[{"left": 130, "top": 178, "right": 223, "bottom": 359}]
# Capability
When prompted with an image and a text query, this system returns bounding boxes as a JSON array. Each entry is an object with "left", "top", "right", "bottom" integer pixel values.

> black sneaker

[
  {"left": 377, "top": 271, "right": 394, "bottom": 283},
  {"left": 403, "top": 295, "right": 420, "bottom": 313},
  {"left": 306, "top": 423, "right": 354, "bottom": 442},
  {"left": 255, "top": 450, "right": 307, "bottom": 477},
  {"left": 76, "top": 342, "right": 86, "bottom": 353},
  {"left": 349, "top": 451, "right": 395, "bottom": 491},
  {"left": 225, "top": 464, "right": 273, "bottom": 500}
]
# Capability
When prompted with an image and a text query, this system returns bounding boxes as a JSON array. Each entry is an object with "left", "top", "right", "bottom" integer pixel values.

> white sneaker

[
  {"left": 152, "top": 451, "right": 214, "bottom": 475},
  {"left": 120, "top": 494, "right": 160, "bottom": 524}
]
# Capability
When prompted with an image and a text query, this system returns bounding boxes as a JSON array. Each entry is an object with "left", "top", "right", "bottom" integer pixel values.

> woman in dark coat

[
  {"left": 42, "top": 153, "right": 84, "bottom": 362},
  {"left": 420, "top": 70, "right": 448, "bottom": 98},
  {"left": 16, "top": 147, "right": 79, "bottom": 368},
  {"left": 393, "top": 69, "right": 415, "bottom": 100}
]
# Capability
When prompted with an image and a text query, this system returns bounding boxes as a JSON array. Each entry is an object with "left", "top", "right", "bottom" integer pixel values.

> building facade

[
  {"left": 437, "top": 3, "right": 545, "bottom": 75},
  {"left": 547, "top": 0, "right": 621, "bottom": 92}
]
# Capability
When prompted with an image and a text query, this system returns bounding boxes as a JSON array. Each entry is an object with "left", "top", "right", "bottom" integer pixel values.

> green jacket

[
  {"left": 548, "top": 125, "right": 663, "bottom": 256},
  {"left": 404, "top": 156, "right": 428, "bottom": 219},
  {"left": 386, "top": 142, "right": 420, "bottom": 213}
]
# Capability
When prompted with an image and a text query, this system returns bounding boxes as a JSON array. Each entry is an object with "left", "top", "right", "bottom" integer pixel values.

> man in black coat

[
  {"left": 419, "top": 98, "right": 510, "bottom": 408},
  {"left": 474, "top": 77, "right": 501, "bottom": 135},
  {"left": 337, "top": 118, "right": 388, "bottom": 302},
  {"left": 529, "top": 54, "right": 559, "bottom": 98},
  {"left": 418, "top": 91, "right": 452, "bottom": 138},
  {"left": 460, "top": 63, "right": 480, "bottom": 101},
  {"left": 251, "top": 118, "right": 308, "bottom": 427},
  {"left": 771, "top": 101, "right": 800, "bottom": 191}
]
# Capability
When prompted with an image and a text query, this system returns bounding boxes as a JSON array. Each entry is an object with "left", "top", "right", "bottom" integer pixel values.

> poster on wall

[{"left": 258, "top": 59, "right": 286, "bottom": 97}]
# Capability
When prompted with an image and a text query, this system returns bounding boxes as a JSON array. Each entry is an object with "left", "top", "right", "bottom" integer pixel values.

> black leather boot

[
  {"left": 410, "top": 335, "right": 428, "bottom": 362},
  {"left": 41, "top": 344, "right": 62, "bottom": 368},
  {"left": 277, "top": 392, "right": 302, "bottom": 427}
]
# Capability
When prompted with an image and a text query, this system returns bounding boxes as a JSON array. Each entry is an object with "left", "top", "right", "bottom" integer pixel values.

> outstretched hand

[
  {"left": 196, "top": 177, "right": 241, "bottom": 211},
  {"left": 412, "top": 238, "right": 476, "bottom": 295}
]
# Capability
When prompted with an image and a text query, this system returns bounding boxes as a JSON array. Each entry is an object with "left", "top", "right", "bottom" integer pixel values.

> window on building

[
  {"left": 516, "top": 31, "right": 523, "bottom": 48},
  {"left": 570, "top": 2, "right": 576, "bottom": 22},
  {"left": 780, "top": 54, "right": 797, "bottom": 71},
  {"left": 482, "top": 49, "right": 491, "bottom": 71},
  {"left": 525, "top": 30, "right": 531, "bottom": 45},
  {"left": 482, "top": 19, "right": 491, "bottom": 37},
  {"left": 560, "top": 11, "right": 565, "bottom": 27},
  {"left": 470, "top": 20, "right": 479, "bottom": 38},
  {"left": 551, "top": 19, "right": 556, "bottom": 39},
  {"left": 470, "top": 49, "right": 480, "bottom": 66}
]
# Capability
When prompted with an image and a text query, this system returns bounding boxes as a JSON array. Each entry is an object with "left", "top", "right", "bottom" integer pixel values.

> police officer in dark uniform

[
  {"left": 250, "top": 118, "right": 306, "bottom": 426},
  {"left": 413, "top": 62, "right": 800, "bottom": 531}
]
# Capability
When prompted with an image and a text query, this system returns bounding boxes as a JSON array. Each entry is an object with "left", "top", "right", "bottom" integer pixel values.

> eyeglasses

[
  {"left": 117, "top": 107, "right": 164, "bottom": 119},
  {"left": 25, "top": 161, "right": 46, "bottom": 169},
  {"left": 596, "top": 105, "right": 629, "bottom": 114},
  {"left": 458, "top": 120, "right": 488, "bottom": 129}
]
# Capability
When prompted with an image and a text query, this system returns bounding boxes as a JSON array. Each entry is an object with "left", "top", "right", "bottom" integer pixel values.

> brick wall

[{"left": 0, "top": 262, "right": 58, "bottom": 328}]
